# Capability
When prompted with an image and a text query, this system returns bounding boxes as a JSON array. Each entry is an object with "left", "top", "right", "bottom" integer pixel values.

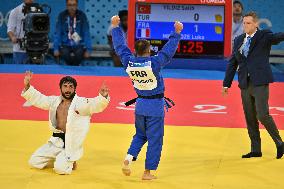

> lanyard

[{"left": 68, "top": 16, "right": 76, "bottom": 40}]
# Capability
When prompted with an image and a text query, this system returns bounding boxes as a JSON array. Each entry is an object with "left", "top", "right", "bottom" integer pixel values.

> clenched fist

[
  {"left": 111, "top": 15, "right": 120, "bottom": 28},
  {"left": 174, "top": 21, "right": 183, "bottom": 34}
]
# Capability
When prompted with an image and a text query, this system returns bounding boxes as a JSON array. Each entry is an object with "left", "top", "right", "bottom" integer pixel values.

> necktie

[{"left": 242, "top": 36, "right": 251, "bottom": 57}]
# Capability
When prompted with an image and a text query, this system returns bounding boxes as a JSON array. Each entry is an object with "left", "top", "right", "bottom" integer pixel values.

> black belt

[
  {"left": 52, "top": 133, "right": 65, "bottom": 148},
  {"left": 124, "top": 93, "right": 175, "bottom": 108}
]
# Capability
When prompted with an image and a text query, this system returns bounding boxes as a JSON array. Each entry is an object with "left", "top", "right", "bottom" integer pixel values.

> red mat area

[{"left": 0, "top": 73, "right": 283, "bottom": 129}]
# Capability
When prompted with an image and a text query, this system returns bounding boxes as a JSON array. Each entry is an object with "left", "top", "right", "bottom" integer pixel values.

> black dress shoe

[
  {"left": 276, "top": 144, "right": 284, "bottom": 159},
  {"left": 242, "top": 152, "right": 262, "bottom": 158}
]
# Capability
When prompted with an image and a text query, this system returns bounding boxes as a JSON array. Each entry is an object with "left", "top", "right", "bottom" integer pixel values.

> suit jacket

[{"left": 223, "top": 29, "right": 284, "bottom": 89}]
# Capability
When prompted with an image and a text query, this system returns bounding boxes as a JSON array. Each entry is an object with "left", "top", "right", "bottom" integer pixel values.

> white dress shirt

[
  {"left": 7, "top": 3, "right": 26, "bottom": 52},
  {"left": 239, "top": 31, "right": 257, "bottom": 54}
]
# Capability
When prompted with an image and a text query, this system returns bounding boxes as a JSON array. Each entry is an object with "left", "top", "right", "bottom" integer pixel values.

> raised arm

[
  {"left": 111, "top": 15, "right": 133, "bottom": 67},
  {"left": 75, "top": 82, "right": 110, "bottom": 116},
  {"left": 152, "top": 21, "right": 183, "bottom": 68},
  {"left": 266, "top": 30, "right": 284, "bottom": 45},
  {"left": 21, "top": 71, "right": 53, "bottom": 110}
]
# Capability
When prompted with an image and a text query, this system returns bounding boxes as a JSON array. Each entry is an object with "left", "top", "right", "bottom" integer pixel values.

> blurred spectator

[
  {"left": 232, "top": 0, "right": 244, "bottom": 41},
  {"left": 53, "top": 0, "right": 92, "bottom": 66},
  {"left": 7, "top": 0, "right": 34, "bottom": 64},
  {"left": 107, "top": 10, "right": 128, "bottom": 67}
]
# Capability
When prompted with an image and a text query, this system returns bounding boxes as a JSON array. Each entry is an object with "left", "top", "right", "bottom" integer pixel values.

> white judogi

[{"left": 21, "top": 86, "right": 110, "bottom": 174}]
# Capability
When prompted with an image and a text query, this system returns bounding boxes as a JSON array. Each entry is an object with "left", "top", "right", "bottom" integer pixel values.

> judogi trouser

[
  {"left": 28, "top": 135, "right": 74, "bottom": 175},
  {"left": 127, "top": 114, "right": 164, "bottom": 170}
]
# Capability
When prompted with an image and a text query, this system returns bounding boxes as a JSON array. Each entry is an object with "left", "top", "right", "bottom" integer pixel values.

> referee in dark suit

[{"left": 222, "top": 12, "right": 284, "bottom": 159}]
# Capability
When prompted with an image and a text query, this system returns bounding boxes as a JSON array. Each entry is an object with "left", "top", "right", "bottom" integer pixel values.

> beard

[
  {"left": 233, "top": 10, "right": 242, "bottom": 17},
  {"left": 68, "top": 8, "right": 77, "bottom": 16},
  {"left": 61, "top": 91, "right": 76, "bottom": 100}
]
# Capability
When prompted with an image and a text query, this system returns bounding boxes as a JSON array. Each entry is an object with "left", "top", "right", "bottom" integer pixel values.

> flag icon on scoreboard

[
  {"left": 137, "top": 4, "right": 151, "bottom": 14},
  {"left": 137, "top": 28, "right": 151, "bottom": 38}
]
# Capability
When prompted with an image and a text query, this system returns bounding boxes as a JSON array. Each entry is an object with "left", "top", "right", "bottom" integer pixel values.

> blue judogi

[{"left": 112, "top": 27, "right": 180, "bottom": 170}]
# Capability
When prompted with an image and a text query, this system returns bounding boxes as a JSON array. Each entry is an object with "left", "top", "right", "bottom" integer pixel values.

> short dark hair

[
  {"left": 135, "top": 40, "right": 150, "bottom": 56},
  {"left": 244, "top": 11, "right": 258, "bottom": 22},
  {"left": 118, "top": 10, "right": 128, "bottom": 19},
  {"left": 233, "top": 0, "right": 243, "bottom": 10},
  {"left": 66, "top": 0, "right": 78, "bottom": 3},
  {"left": 59, "top": 76, "right": 77, "bottom": 89}
]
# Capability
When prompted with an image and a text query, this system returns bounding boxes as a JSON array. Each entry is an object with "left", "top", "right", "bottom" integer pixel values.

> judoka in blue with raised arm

[{"left": 111, "top": 15, "right": 183, "bottom": 180}]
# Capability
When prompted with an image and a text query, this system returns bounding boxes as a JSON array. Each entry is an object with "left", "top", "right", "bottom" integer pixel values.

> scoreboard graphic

[{"left": 128, "top": 0, "right": 232, "bottom": 58}]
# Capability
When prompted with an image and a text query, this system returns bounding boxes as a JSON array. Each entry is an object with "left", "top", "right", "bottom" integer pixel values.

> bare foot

[
  {"left": 142, "top": 172, "right": 157, "bottom": 180},
  {"left": 72, "top": 161, "right": 77, "bottom": 170},
  {"left": 122, "top": 160, "right": 131, "bottom": 176}
]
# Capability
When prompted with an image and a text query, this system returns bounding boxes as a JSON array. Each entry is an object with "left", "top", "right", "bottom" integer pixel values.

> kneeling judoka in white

[{"left": 21, "top": 71, "right": 110, "bottom": 175}]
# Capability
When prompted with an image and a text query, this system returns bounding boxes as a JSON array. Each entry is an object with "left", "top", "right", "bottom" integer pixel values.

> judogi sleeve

[
  {"left": 21, "top": 86, "right": 54, "bottom": 110},
  {"left": 75, "top": 94, "right": 110, "bottom": 116},
  {"left": 112, "top": 27, "right": 132, "bottom": 67},
  {"left": 152, "top": 32, "right": 181, "bottom": 68}
]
